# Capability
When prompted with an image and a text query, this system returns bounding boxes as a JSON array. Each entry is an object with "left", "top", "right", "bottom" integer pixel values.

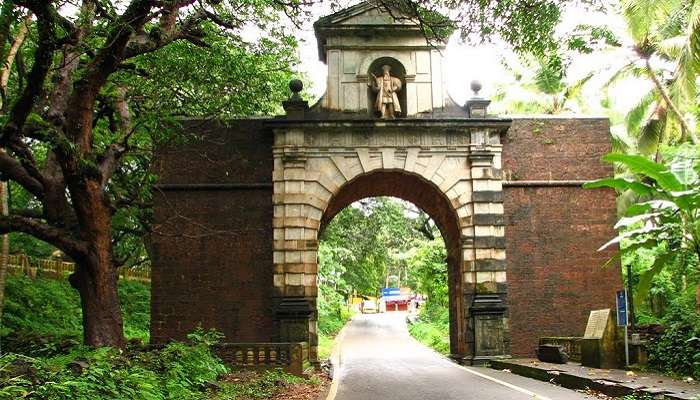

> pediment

[{"left": 315, "top": 1, "right": 415, "bottom": 27}]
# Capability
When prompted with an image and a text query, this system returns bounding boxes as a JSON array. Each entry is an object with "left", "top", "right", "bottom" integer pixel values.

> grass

[
  {"left": 212, "top": 370, "right": 316, "bottom": 400},
  {"left": 317, "top": 306, "right": 354, "bottom": 361},
  {"left": 317, "top": 331, "right": 335, "bottom": 360},
  {"left": 1, "top": 273, "right": 150, "bottom": 356},
  {"left": 0, "top": 274, "right": 322, "bottom": 400},
  {"left": 408, "top": 302, "right": 450, "bottom": 355}
]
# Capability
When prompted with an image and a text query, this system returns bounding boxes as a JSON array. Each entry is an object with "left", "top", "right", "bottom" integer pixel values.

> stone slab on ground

[{"left": 490, "top": 358, "right": 700, "bottom": 400}]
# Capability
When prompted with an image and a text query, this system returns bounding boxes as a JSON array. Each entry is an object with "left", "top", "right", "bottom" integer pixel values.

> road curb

[
  {"left": 324, "top": 319, "right": 351, "bottom": 400},
  {"left": 489, "top": 360, "right": 696, "bottom": 400}
]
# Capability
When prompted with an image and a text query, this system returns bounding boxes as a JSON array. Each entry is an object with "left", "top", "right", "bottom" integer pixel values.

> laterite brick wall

[
  {"left": 150, "top": 119, "right": 275, "bottom": 344},
  {"left": 503, "top": 118, "right": 622, "bottom": 357}
]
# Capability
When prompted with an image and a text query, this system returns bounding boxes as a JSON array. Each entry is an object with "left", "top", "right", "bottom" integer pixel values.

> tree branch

[
  {"left": 0, "top": 214, "right": 87, "bottom": 258},
  {"left": 123, "top": 7, "right": 207, "bottom": 58},
  {"left": 0, "top": 150, "right": 43, "bottom": 198}
]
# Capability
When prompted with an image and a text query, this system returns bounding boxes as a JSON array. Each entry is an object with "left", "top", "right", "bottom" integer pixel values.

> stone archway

[
  {"left": 320, "top": 170, "right": 465, "bottom": 356},
  {"left": 271, "top": 120, "right": 510, "bottom": 364}
]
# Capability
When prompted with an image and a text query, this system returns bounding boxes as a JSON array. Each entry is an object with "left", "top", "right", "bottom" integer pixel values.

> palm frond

[
  {"left": 657, "top": 34, "right": 686, "bottom": 59},
  {"left": 625, "top": 89, "right": 658, "bottom": 135},
  {"left": 603, "top": 61, "right": 646, "bottom": 90},
  {"left": 621, "top": 0, "right": 680, "bottom": 43},
  {"left": 636, "top": 105, "right": 667, "bottom": 154},
  {"left": 563, "top": 72, "right": 594, "bottom": 102},
  {"left": 610, "top": 125, "right": 638, "bottom": 154}
]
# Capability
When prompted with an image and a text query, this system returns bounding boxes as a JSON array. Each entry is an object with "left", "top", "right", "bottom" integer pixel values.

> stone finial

[
  {"left": 470, "top": 80, "right": 483, "bottom": 98},
  {"left": 289, "top": 79, "right": 304, "bottom": 101},
  {"left": 283, "top": 79, "right": 308, "bottom": 119},
  {"left": 466, "top": 79, "right": 491, "bottom": 119}
]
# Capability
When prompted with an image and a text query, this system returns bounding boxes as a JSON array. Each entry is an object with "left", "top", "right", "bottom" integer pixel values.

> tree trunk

[
  {"left": 70, "top": 252, "right": 125, "bottom": 348},
  {"left": 0, "top": 180, "right": 8, "bottom": 354},
  {"left": 644, "top": 58, "right": 699, "bottom": 145},
  {"left": 0, "top": 14, "right": 31, "bottom": 110},
  {"left": 68, "top": 182, "right": 125, "bottom": 348}
]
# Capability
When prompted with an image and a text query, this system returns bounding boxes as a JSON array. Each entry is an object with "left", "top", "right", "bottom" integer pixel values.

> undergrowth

[
  {"left": 0, "top": 329, "right": 315, "bottom": 400},
  {"left": 317, "top": 285, "right": 353, "bottom": 360},
  {"left": 646, "top": 292, "right": 700, "bottom": 379},
  {"left": 408, "top": 301, "right": 450, "bottom": 355},
  {"left": 1, "top": 274, "right": 150, "bottom": 356}
]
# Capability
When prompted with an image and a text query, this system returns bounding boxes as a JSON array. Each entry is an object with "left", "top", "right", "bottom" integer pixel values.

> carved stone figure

[{"left": 368, "top": 65, "right": 402, "bottom": 119}]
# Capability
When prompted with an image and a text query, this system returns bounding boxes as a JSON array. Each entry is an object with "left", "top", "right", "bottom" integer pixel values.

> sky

[{"left": 285, "top": 1, "right": 650, "bottom": 118}]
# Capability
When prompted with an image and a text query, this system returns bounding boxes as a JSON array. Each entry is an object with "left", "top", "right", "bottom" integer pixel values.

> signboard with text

[
  {"left": 382, "top": 287, "right": 401, "bottom": 297},
  {"left": 616, "top": 290, "right": 629, "bottom": 327}
]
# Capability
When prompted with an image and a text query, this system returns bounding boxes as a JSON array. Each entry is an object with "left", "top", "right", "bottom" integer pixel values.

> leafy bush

[
  {"left": 317, "top": 284, "right": 353, "bottom": 360},
  {"left": 408, "top": 301, "right": 450, "bottom": 355},
  {"left": 0, "top": 329, "right": 227, "bottom": 400},
  {"left": 647, "top": 292, "right": 700, "bottom": 378},
  {"left": 120, "top": 279, "right": 152, "bottom": 341},
  {"left": 406, "top": 238, "right": 448, "bottom": 308},
  {"left": 1, "top": 275, "right": 151, "bottom": 355},
  {"left": 318, "top": 285, "right": 351, "bottom": 336}
]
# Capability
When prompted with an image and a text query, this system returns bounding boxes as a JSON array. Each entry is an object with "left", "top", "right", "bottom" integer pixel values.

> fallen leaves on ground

[{"left": 270, "top": 373, "right": 330, "bottom": 400}]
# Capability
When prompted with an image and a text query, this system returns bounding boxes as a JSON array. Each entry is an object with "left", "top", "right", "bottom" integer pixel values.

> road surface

[{"left": 331, "top": 312, "right": 597, "bottom": 400}]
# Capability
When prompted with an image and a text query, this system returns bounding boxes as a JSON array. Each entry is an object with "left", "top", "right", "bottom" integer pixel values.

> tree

[
  {"left": 585, "top": 151, "right": 700, "bottom": 311},
  {"left": 605, "top": 0, "right": 699, "bottom": 149},
  {"left": 492, "top": 54, "right": 594, "bottom": 115},
  {"left": 378, "top": 0, "right": 591, "bottom": 56},
  {"left": 0, "top": 0, "right": 302, "bottom": 348},
  {"left": 320, "top": 198, "right": 433, "bottom": 297}
]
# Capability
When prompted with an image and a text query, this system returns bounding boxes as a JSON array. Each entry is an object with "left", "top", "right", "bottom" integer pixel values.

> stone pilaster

[{"left": 465, "top": 128, "right": 509, "bottom": 364}]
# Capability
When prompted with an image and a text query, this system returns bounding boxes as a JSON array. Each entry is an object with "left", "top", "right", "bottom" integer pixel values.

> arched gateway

[{"left": 151, "top": 1, "right": 621, "bottom": 367}]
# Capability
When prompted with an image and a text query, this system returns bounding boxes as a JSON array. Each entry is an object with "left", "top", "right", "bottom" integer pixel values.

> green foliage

[
  {"left": 317, "top": 285, "right": 352, "bottom": 337},
  {"left": 585, "top": 150, "right": 700, "bottom": 307},
  {"left": 406, "top": 238, "right": 448, "bottom": 308},
  {"left": 1, "top": 275, "right": 151, "bottom": 356},
  {"left": 408, "top": 302, "right": 450, "bottom": 355},
  {"left": 129, "top": 24, "right": 298, "bottom": 119},
  {"left": 566, "top": 24, "right": 622, "bottom": 54},
  {"left": 646, "top": 293, "right": 700, "bottom": 379},
  {"left": 320, "top": 198, "right": 432, "bottom": 298},
  {"left": 588, "top": 148, "right": 700, "bottom": 378},
  {"left": 0, "top": 329, "right": 228, "bottom": 400}
]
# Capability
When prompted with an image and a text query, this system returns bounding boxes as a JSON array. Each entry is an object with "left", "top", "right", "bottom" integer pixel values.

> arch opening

[{"left": 316, "top": 170, "right": 465, "bottom": 358}]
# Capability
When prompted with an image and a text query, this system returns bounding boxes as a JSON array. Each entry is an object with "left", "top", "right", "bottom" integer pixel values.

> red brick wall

[
  {"left": 151, "top": 119, "right": 275, "bottom": 344},
  {"left": 503, "top": 118, "right": 622, "bottom": 357}
]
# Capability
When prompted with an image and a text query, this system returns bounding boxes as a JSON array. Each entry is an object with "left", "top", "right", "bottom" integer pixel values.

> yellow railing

[{"left": 5, "top": 254, "right": 150, "bottom": 283}]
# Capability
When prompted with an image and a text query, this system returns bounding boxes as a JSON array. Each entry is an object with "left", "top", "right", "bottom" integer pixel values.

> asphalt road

[{"left": 331, "top": 312, "right": 597, "bottom": 400}]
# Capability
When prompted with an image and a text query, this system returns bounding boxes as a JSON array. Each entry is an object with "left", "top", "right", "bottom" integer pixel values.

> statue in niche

[{"left": 368, "top": 64, "right": 402, "bottom": 119}]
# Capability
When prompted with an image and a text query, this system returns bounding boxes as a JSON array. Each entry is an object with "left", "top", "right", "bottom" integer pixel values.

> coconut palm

[
  {"left": 492, "top": 55, "right": 594, "bottom": 115},
  {"left": 607, "top": 0, "right": 699, "bottom": 150}
]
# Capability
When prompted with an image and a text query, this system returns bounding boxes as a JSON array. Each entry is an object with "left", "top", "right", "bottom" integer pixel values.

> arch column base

[
  {"left": 274, "top": 297, "right": 316, "bottom": 363},
  {"left": 466, "top": 293, "right": 509, "bottom": 365}
]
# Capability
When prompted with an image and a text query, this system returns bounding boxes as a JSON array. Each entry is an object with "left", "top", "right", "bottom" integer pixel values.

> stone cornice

[{"left": 266, "top": 118, "right": 512, "bottom": 130}]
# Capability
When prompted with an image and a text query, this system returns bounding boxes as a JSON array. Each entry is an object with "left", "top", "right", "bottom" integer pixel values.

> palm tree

[
  {"left": 492, "top": 55, "right": 593, "bottom": 115},
  {"left": 607, "top": 0, "right": 699, "bottom": 149}
]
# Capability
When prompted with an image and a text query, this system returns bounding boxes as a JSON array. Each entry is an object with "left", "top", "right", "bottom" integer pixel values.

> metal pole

[
  {"left": 624, "top": 324, "right": 629, "bottom": 367},
  {"left": 626, "top": 264, "right": 636, "bottom": 332},
  {"left": 624, "top": 288, "right": 630, "bottom": 367}
]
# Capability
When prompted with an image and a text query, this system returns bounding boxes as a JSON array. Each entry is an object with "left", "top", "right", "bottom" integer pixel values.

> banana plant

[{"left": 584, "top": 152, "right": 700, "bottom": 309}]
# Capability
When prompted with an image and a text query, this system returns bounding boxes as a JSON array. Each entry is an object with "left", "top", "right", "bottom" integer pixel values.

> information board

[{"left": 616, "top": 290, "right": 628, "bottom": 327}]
